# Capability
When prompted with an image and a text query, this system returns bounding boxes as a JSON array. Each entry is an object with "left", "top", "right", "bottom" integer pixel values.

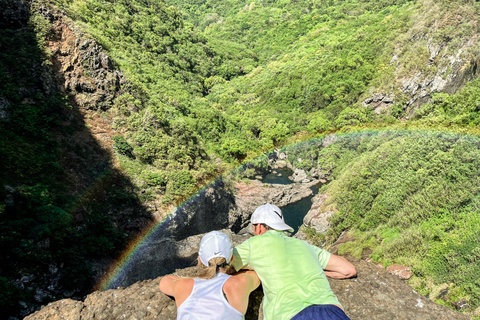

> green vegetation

[
  {"left": 0, "top": 1, "right": 131, "bottom": 316},
  {"left": 3, "top": 0, "right": 480, "bottom": 318},
  {"left": 51, "top": 0, "right": 480, "bottom": 203},
  {"left": 282, "top": 130, "right": 480, "bottom": 316},
  {"left": 48, "top": 0, "right": 417, "bottom": 202},
  {"left": 300, "top": 225, "right": 326, "bottom": 247}
]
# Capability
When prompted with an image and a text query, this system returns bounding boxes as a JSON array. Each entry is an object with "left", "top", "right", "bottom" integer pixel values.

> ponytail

[{"left": 197, "top": 257, "right": 232, "bottom": 279}]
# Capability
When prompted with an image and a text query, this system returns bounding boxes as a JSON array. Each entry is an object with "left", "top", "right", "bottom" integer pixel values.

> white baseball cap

[
  {"left": 251, "top": 203, "right": 293, "bottom": 232},
  {"left": 198, "top": 231, "right": 233, "bottom": 266}
]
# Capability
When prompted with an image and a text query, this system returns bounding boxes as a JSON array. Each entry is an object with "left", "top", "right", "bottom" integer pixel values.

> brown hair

[
  {"left": 197, "top": 257, "right": 233, "bottom": 279},
  {"left": 254, "top": 223, "right": 273, "bottom": 231}
]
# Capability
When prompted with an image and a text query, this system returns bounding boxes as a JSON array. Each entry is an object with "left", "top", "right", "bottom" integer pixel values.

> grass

[{"left": 283, "top": 128, "right": 480, "bottom": 317}]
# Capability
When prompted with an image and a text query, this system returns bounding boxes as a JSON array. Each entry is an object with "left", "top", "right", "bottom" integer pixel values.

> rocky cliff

[
  {"left": 25, "top": 230, "right": 471, "bottom": 320},
  {"left": 362, "top": 1, "right": 480, "bottom": 117},
  {"left": 103, "top": 178, "right": 320, "bottom": 288},
  {"left": 4, "top": 1, "right": 479, "bottom": 319},
  {"left": 36, "top": 2, "right": 131, "bottom": 111}
]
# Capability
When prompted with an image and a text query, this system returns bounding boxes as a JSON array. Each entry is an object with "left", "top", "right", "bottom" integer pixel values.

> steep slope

[
  {"left": 0, "top": 1, "right": 153, "bottom": 318},
  {"left": 280, "top": 131, "right": 480, "bottom": 318},
  {"left": 2, "top": 0, "right": 480, "bottom": 319}
]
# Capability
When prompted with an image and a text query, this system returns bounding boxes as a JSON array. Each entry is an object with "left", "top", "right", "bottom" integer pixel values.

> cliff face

[
  {"left": 103, "top": 179, "right": 320, "bottom": 289},
  {"left": 25, "top": 231, "right": 470, "bottom": 320},
  {"left": 35, "top": 2, "right": 131, "bottom": 111},
  {"left": 363, "top": 0, "right": 480, "bottom": 117}
]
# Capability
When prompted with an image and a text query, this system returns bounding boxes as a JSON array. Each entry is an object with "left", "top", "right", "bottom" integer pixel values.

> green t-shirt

[{"left": 232, "top": 230, "right": 340, "bottom": 320}]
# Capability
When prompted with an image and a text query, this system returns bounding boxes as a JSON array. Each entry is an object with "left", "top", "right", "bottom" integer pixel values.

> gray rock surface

[
  {"left": 160, "top": 181, "right": 236, "bottom": 241},
  {"left": 362, "top": 93, "right": 395, "bottom": 115},
  {"left": 232, "top": 179, "right": 318, "bottom": 231},
  {"left": 290, "top": 168, "right": 308, "bottom": 183},
  {"left": 302, "top": 193, "right": 335, "bottom": 234},
  {"left": 25, "top": 256, "right": 471, "bottom": 320},
  {"left": 361, "top": 24, "right": 480, "bottom": 117},
  {"left": 108, "top": 229, "right": 250, "bottom": 288}
]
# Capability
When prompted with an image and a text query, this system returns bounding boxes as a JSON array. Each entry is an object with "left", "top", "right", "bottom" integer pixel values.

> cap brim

[{"left": 268, "top": 221, "right": 294, "bottom": 233}]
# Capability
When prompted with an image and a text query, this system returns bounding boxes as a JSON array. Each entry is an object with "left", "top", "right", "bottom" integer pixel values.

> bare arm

[
  {"left": 224, "top": 270, "right": 261, "bottom": 315},
  {"left": 159, "top": 275, "right": 180, "bottom": 297},
  {"left": 159, "top": 275, "right": 194, "bottom": 307},
  {"left": 324, "top": 255, "right": 356, "bottom": 279},
  {"left": 238, "top": 270, "right": 261, "bottom": 292}
]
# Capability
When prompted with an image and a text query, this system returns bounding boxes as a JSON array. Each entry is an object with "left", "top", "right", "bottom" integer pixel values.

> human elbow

[{"left": 344, "top": 264, "right": 357, "bottom": 278}]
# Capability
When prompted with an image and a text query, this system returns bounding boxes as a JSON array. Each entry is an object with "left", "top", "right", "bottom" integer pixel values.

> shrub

[
  {"left": 142, "top": 171, "right": 166, "bottom": 188},
  {"left": 307, "top": 115, "right": 332, "bottom": 133},
  {"left": 112, "top": 135, "right": 134, "bottom": 158},
  {"left": 166, "top": 170, "right": 196, "bottom": 198},
  {"left": 334, "top": 106, "right": 368, "bottom": 127}
]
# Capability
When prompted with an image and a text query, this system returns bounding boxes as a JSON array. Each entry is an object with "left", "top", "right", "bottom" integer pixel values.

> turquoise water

[
  {"left": 261, "top": 167, "right": 294, "bottom": 184},
  {"left": 262, "top": 168, "right": 320, "bottom": 234}
]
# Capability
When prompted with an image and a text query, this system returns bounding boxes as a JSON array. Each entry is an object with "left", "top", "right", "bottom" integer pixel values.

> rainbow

[
  {"left": 94, "top": 180, "right": 224, "bottom": 291},
  {"left": 93, "top": 128, "right": 480, "bottom": 291}
]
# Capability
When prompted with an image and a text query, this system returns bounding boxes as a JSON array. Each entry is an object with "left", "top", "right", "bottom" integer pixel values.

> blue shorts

[{"left": 290, "top": 304, "right": 351, "bottom": 320}]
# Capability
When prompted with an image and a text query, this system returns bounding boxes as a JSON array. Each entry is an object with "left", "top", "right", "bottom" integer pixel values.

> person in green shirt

[{"left": 232, "top": 203, "right": 356, "bottom": 320}]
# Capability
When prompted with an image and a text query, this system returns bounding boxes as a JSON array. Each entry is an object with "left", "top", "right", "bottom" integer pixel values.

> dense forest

[{"left": 1, "top": 0, "right": 480, "bottom": 318}]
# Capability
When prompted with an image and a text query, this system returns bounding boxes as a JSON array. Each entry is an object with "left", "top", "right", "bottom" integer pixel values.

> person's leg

[{"left": 290, "top": 304, "right": 351, "bottom": 320}]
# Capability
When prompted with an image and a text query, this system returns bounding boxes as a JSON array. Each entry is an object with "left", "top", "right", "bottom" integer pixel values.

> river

[{"left": 261, "top": 167, "right": 320, "bottom": 234}]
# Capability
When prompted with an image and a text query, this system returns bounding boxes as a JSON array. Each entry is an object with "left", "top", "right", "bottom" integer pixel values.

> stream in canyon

[
  {"left": 261, "top": 167, "right": 320, "bottom": 234},
  {"left": 107, "top": 166, "right": 321, "bottom": 289}
]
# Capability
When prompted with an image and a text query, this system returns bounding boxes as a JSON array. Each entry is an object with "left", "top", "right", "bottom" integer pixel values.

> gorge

[
  {"left": 2, "top": 0, "right": 480, "bottom": 319},
  {"left": 23, "top": 166, "right": 472, "bottom": 319}
]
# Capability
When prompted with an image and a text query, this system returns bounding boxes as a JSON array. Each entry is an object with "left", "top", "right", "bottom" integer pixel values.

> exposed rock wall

[
  {"left": 160, "top": 180, "right": 237, "bottom": 241},
  {"left": 364, "top": 48, "right": 480, "bottom": 116},
  {"left": 37, "top": 4, "right": 131, "bottom": 111},
  {"left": 301, "top": 193, "right": 335, "bottom": 236},
  {"left": 232, "top": 179, "right": 319, "bottom": 232},
  {"left": 363, "top": 6, "right": 480, "bottom": 117},
  {"left": 106, "top": 178, "right": 318, "bottom": 288},
  {"left": 399, "top": 52, "right": 480, "bottom": 113}
]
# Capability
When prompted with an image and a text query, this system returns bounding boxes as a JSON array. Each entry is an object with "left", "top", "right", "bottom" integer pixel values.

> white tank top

[{"left": 177, "top": 273, "right": 244, "bottom": 320}]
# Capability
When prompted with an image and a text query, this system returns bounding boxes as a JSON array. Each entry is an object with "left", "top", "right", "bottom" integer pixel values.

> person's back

[
  {"left": 234, "top": 230, "right": 340, "bottom": 319},
  {"left": 160, "top": 231, "right": 260, "bottom": 320},
  {"left": 177, "top": 273, "right": 244, "bottom": 320},
  {"left": 232, "top": 203, "right": 356, "bottom": 320}
]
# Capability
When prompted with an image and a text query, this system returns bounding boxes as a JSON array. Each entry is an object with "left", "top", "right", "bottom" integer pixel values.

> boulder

[
  {"left": 302, "top": 193, "right": 335, "bottom": 234},
  {"left": 232, "top": 179, "right": 318, "bottom": 231},
  {"left": 291, "top": 168, "right": 308, "bottom": 183}
]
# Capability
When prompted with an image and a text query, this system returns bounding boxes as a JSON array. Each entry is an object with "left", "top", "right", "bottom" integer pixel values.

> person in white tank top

[{"left": 160, "top": 231, "right": 260, "bottom": 320}]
